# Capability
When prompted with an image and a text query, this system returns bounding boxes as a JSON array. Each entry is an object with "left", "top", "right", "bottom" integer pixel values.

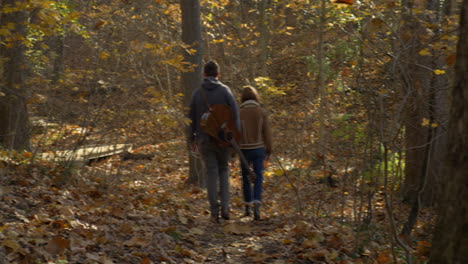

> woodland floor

[{"left": 0, "top": 139, "right": 435, "bottom": 264}]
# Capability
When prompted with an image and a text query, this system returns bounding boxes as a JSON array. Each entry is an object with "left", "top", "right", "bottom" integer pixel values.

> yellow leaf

[
  {"left": 273, "top": 169, "right": 283, "bottom": 176},
  {"left": 418, "top": 48, "right": 431, "bottom": 56},
  {"left": 99, "top": 51, "right": 110, "bottom": 60},
  {"left": 433, "top": 69, "right": 445, "bottom": 75},
  {"left": 0, "top": 29, "right": 11, "bottom": 37},
  {"left": 212, "top": 39, "right": 225, "bottom": 44},
  {"left": 6, "top": 23, "right": 15, "bottom": 30},
  {"left": 421, "top": 118, "right": 430, "bottom": 127}
]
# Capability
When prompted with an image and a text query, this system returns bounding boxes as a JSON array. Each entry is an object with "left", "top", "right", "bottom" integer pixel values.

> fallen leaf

[
  {"left": 306, "top": 230, "right": 325, "bottom": 243},
  {"left": 301, "top": 239, "right": 320, "bottom": 249},
  {"left": 245, "top": 247, "right": 270, "bottom": 263},
  {"left": 335, "top": 0, "right": 355, "bottom": 4},
  {"left": 312, "top": 248, "right": 329, "bottom": 259},
  {"left": 119, "top": 223, "right": 134, "bottom": 234},
  {"left": 2, "top": 240, "right": 27, "bottom": 255},
  {"left": 224, "top": 222, "right": 252, "bottom": 235},
  {"left": 141, "top": 257, "right": 152, "bottom": 264},
  {"left": 178, "top": 214, "right": 188, "bottom": 225},
  {"left": 86, "top": 253, "right": 100, "bottom": 261},
  {"left": 45, "top": 235, "right": 70, "bottom": 255},
  {"left": 189, "top": 227, "right": 204, "bottom": 235},
  {"left": 326, "top": 234, "right": 344, "bottom": 249},
  {"left": 124, "top": 235, "right": 152, "bottom": 247},
  {"left": 377, "top": 251, "right": 391, "bottom": 264}
]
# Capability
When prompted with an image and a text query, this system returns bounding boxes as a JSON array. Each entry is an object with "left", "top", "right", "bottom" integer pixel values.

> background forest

[{"left": 0, "top": 0, "right": 466, "bottom": 263}]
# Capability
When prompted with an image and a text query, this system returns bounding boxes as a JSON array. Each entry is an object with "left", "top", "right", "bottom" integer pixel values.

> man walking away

[{"left": 189, "top": 61, "right": 240, "bottom": 222}]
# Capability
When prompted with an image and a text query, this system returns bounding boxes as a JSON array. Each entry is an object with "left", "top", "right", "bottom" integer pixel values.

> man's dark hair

[{"left": 204, "top": 60, "right": 219, "bottom": 77}]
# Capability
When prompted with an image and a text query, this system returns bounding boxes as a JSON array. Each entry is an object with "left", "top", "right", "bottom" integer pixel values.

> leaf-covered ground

[{"left": 0, "top": 140, "right": 435, "bottom": 264}]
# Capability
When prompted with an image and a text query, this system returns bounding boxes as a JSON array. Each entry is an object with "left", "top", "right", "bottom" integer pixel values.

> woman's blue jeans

[{"left": 240, "top": 147, "right": 265, "bottom": 204}]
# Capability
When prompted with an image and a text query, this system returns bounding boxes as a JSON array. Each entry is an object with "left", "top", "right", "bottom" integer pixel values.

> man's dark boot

[
  {"left": 221, "top": 208, "right": 230, "bottom": 220},
  {"left": 245, "top": 205, "right": 251, "bottom": 217},
  {"left": 253, "top": 203, "right": 260, "bottom": 221},
  {"left": 210, "top": 204, "right": 220, "bottom": 223}
]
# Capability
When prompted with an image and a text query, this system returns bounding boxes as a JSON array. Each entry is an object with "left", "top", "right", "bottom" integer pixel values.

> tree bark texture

[
  {"left": 258, "top": 0, "right": 270, "bottom": 77},
  {"left": 0, "top": 0, "right": 30, "bottom": 150},
  {"left": 426, "top": 0, "right": 452, "bottom": 206},
  {"left": 51, "top": 34, "right": 65, "bottom": 84},
  {"left": 398, "top": 6, "right": 437, "bottom": 205},
  {"left": 429, "top": 0, "right": 468, "bottom": 262},
  {"left": 400, "top": 0, "right": 453, "bottom": 209},
  {"left": 180, "top": 0, "right": 205, "bottom": 186}
]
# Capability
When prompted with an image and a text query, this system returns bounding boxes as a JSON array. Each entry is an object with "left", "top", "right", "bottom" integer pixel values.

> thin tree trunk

[
  {"left": 429, "top": 1, "right": 468, "bottom": 262},
  {"left": 317, "top": 0, "right": 327, "bottom": 158},
  {"left": 52, "top": 34, "right": 65, "bottom": 84},
  {"left": 0, "top": 0, "right": 30, "bottom": 150},
  {"left": 180, "top": 0, "right": 205, "bottom": 187},
  {"left": 258, "top": 0, "right": 270, "bottom": 77}
]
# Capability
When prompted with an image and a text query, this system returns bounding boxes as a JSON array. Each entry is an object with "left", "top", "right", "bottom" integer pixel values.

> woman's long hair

[{"left": 241, "top": 86, "right": 260, "bottom": 103}]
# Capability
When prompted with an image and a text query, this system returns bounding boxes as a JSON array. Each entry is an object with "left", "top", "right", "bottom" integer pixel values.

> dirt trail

[{"left": 180, "top": 199, "right": 297, "bottom": 264}]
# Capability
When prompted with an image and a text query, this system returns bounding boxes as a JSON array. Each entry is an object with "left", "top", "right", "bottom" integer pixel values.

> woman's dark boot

[
  {"left": 253, "top": 203, "right": 260, "bottom": 221},
  {"left": 245, "top": 205, "right": 250, "bottom": 217}
]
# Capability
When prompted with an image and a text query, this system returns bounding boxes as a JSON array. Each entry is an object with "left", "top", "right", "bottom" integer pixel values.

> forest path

[
  {"left": 1, "top": 139, "right": 415, "bottom": 263},
  {"left": 187, "top": 215, "right": 291, "bottom": 264},
  {"left": 121, "top": 140, "right": 308, "bottom": 263}
]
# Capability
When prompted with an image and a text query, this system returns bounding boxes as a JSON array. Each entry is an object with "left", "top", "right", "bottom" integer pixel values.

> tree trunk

[
  {"left": 258, "top": 0, "right": 270, "bottom": 77},
  {"left": 429, "top": 0, "right": 468, "bottom": 262},
  {"left": 51, "top": 34, "right": 65, "bottom": 84},
  {"left": 0, "top": 0, "right": 30, "bottom": 150},
  {"left": 399, "top": 0, "right": 439, "bottom": 205},
  {"left": 180, "top": 0, "right": 205, "bottom": 187},
  {"left": 317, "top": 0, "right": 328, "bottom": 158},
  {"left": 425, "top": 0, "right": 452, "bottom": 206}
]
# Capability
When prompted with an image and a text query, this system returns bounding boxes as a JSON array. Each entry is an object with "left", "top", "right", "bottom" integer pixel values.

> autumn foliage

[{"left": 0, "top": 0, "right": 461, "bottom": 263}]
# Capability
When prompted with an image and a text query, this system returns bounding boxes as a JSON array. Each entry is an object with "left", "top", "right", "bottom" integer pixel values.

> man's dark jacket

[{"left": 189, "top": 77, "right": 240, "bottom": 144}]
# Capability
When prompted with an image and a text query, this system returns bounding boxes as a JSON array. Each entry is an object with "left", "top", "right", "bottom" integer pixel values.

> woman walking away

[{"left": 239, "top": 86, "right": 272, "bottom": 221}]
